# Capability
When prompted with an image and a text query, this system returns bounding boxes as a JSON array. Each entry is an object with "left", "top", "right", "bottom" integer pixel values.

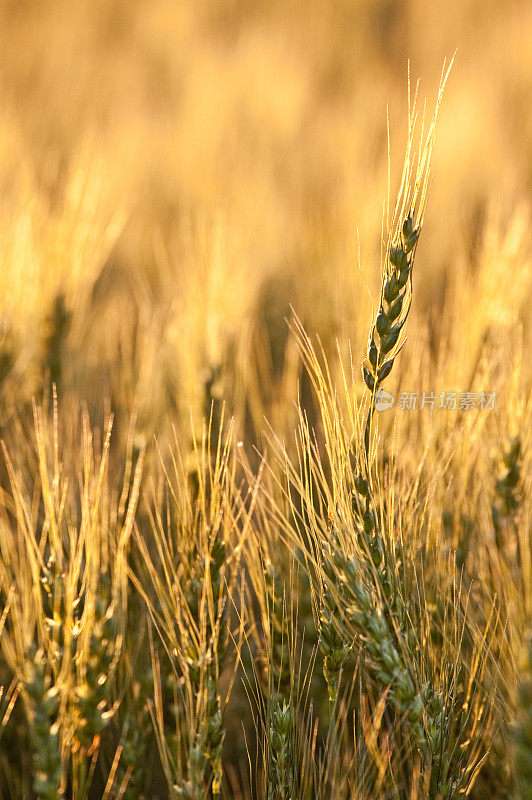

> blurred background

[
  {"left": 0, "top": 3, "right": 530, "bottom": 796},
  {"left": 0, "top": 0, "right": 530, "bottom": 446}
]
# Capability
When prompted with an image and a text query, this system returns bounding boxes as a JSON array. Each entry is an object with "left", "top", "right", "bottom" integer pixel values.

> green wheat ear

[
  {"left": 492, "top": 435, "right": 522, "bottom": 551},
  {"left": 364, "top": 213, "right": 418, "bottom": 392},
  {"left": 361, "top": 58, "right": 453, "bottom": 458},
  {"left": 267, "top": 698, "right": 294, "bottom": 800},
  {"left": 24, "top": 646, "right": 61, "bottom": 800},
  {"left": 515, "top": 632, "right": 532, "bottom": 800}
]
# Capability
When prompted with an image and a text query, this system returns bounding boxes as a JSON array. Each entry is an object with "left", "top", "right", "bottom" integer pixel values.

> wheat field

[{"left": 0, "top": 1, "right": 530, "bottom": 799}]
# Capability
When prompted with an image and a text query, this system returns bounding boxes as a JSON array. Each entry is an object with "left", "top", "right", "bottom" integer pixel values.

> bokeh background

[{"left": 0, "top": 0, "right": 529, "bottom": 454}]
